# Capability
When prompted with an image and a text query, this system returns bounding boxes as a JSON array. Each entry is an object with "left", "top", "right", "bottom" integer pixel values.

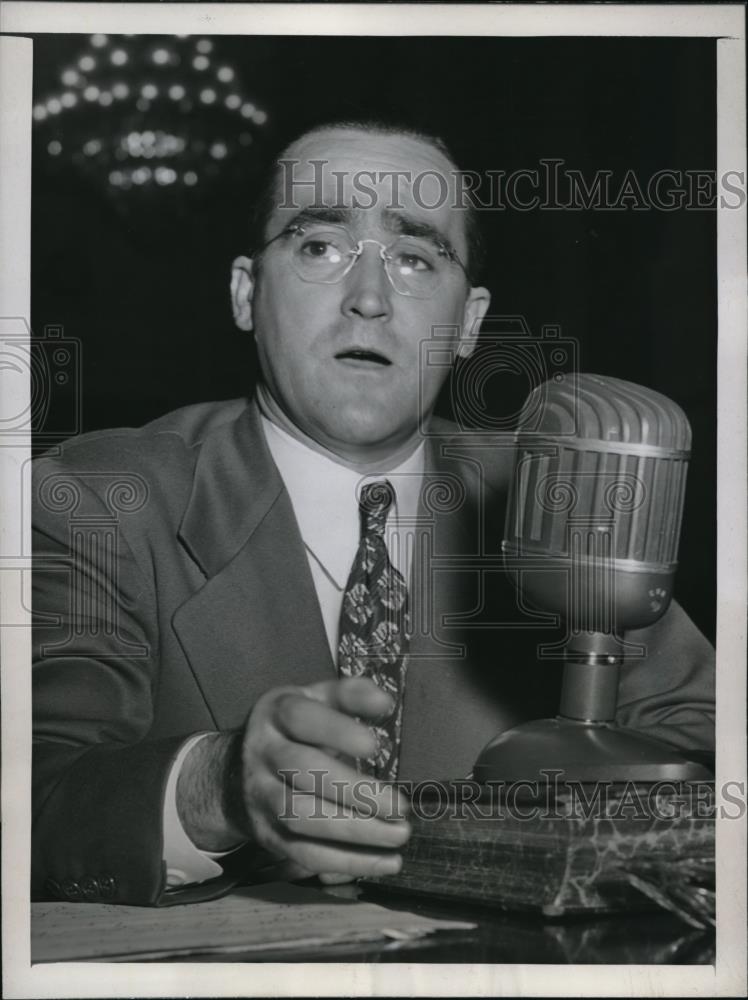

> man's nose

[{"left": 340, "top": 244, "right": 392, "bottom": 320}]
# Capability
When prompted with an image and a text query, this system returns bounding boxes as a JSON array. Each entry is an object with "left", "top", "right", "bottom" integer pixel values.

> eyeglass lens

[{"left": 287, "top": 225, "right": 449, "bottom": 297}]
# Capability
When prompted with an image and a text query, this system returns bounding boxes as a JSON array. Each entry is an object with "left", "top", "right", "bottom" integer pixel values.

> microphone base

[{"left": 473, "top": 717, "right": 712, "bottom": 783}]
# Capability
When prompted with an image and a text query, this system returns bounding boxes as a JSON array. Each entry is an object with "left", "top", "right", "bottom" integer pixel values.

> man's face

[{"left": 232, "top": 128, "right": 490, "bottom": 460}]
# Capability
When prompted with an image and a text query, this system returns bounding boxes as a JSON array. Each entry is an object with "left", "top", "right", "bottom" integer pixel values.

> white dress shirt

[{"left": 162, "top": 412, "right": 425, "bottom": 888}]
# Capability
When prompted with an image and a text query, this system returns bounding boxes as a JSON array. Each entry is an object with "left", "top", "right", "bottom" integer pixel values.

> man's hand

[{"left": 176, "top": 677, "right": 411, "bottom": 880}]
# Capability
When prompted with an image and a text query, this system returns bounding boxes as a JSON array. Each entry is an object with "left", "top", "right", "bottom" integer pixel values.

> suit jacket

[{"left": 32, "top": 398, "right": 715, "bottom": 905}]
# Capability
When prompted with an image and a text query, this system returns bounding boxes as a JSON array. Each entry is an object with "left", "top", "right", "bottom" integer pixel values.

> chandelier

[{"left": 33, "top": 35, "right": 269, "bottom": 195}]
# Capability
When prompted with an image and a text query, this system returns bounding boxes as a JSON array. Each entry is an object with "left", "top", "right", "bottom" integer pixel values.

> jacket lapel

[{"left": 172, "top": 403, "right": 334, "bottom": 731}]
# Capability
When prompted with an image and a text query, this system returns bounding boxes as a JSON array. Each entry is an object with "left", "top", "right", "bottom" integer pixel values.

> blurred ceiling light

[
  {"left": 155, "top": 166, "right": 177, "bottom": 185},
  {"left": 36, "top": 37, "right": 260, "bottom": 202}
]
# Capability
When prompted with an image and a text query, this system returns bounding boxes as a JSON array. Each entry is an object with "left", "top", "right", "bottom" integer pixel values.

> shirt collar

[{"left": 260, "top": 414, "right": 425, "bottom": 588}]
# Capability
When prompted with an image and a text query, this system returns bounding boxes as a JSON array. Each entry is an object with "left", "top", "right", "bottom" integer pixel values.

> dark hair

[{"left": 248, "top": 118, "right": 485, "bottom": 284}]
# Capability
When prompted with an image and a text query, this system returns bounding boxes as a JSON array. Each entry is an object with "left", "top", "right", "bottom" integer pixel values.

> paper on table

[{"left": 31, "top": 881, "right": 476, "bottom": 962}]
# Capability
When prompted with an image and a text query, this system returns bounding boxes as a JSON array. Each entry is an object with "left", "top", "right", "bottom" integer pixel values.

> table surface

[{"left": 164, "top": 882, "right": 715, "bottom": 965}]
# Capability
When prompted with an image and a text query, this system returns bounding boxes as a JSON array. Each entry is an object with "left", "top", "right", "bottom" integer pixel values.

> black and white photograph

[{"left": 1, "top": 3, "right": 745, "bottom": 996}]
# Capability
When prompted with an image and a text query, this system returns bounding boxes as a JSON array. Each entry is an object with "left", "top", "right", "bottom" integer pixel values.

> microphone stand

[{"left": 474, "top": 629, "right": 711, "bottom": 783}]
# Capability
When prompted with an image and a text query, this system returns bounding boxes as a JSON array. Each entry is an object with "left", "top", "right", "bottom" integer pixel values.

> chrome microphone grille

[{"left": 503, "top": 374, "right": 691, "bottom": 631}]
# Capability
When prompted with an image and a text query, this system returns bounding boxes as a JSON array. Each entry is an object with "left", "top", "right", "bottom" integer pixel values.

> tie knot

[{"left": 359, "top": 480, "right": 395, "bottom": 537}]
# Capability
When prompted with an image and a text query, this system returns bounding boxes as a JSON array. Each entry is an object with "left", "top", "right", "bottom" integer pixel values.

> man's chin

[{"left": 314, "top": 410, "right": 420, "bottom": 461}]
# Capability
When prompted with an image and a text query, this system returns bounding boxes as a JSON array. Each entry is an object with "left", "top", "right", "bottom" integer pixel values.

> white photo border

[{"left": 1, "top": 4, "right": 745, "bottom": 997}]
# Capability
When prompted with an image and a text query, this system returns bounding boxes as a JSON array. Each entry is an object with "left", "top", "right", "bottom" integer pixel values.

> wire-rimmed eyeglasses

[{"left": 255, "top": 222, "right": 469, "bottom": 299}]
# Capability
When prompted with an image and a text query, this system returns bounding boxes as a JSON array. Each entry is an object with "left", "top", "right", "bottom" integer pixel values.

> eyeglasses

[{"left": 257, "top": 222, "right": 469, "bottom": 299}]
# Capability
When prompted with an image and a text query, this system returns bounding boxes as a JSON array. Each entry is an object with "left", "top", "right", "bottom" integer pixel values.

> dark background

[{"left": 30, "top": 35, "right": 717, "bottom": 640}]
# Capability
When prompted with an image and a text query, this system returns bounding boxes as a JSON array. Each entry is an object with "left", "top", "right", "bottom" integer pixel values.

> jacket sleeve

[
  {"left": 31, "top": 455, "right": 242, "bottom": 905},
  {"left": 615, "top": 598, "right": 715, "bottom": 751}
]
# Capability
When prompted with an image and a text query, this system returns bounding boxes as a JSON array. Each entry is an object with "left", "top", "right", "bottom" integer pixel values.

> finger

[
  {"left": 278, "top": 836, "right": 404, "bottom": 879},
  {"left": 272, "top": 694, "right": 377, "bottom": 759},
  {"left": 246, "top": 857, "right": 314, "bottom": 885},
  {"left": 275, "top": 789, "right": 412, "bottom": 849},
  {"left": 303, "top": 677, "right": 395, "bottom": 721},
  {"left": 264, "top": 744, "right": 411, "bottom": 820},
  {"left": 274, "top": 859, "right": 317, "bottom": 882},
  {"left": 318, "top": 872, "right": 357, "bottom": 885},
  {"left": 246, "top": 787, "right": 405, "bottom": 879}
]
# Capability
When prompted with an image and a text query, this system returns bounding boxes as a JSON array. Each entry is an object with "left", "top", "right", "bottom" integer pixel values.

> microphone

[{"left": 473, "top": 373, "right": 711, "bottom": 782}]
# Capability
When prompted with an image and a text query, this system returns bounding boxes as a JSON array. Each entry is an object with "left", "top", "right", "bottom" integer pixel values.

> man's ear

[
  {"left": 230, "top": 255, "right": 255, "bottom": 331},
  {"left": 457, "top": 286, "right": 491, "bottom": 360}
]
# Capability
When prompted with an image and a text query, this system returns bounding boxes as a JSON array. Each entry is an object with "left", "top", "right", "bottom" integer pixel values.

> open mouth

[{"left": 335, "top": 349, "right": 392, "bottom": 367}]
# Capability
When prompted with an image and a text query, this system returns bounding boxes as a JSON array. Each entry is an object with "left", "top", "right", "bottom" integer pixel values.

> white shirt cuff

[{"left": 162, "top": 733, "right": 244, "bottom": 889}]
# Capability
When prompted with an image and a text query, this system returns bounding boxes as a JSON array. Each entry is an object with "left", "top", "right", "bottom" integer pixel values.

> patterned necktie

[{"left": 337, "top": 480, "right": 410, "bottom": 780}]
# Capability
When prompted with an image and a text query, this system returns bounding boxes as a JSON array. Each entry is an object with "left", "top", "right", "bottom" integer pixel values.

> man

[{"left": 32, "top": 121, "right": 715, "bottom": 906}]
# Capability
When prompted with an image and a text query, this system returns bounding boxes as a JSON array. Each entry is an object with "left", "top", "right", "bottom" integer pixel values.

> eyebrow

[
  {"left": 281, "top": 206, "right": 457, "bottom": 255},
  {"left": 283, "top": 206, "right": 354, "bottom": 230},
  {"left": 381, "top": 209, "right": 456, "bottom": 255}
]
